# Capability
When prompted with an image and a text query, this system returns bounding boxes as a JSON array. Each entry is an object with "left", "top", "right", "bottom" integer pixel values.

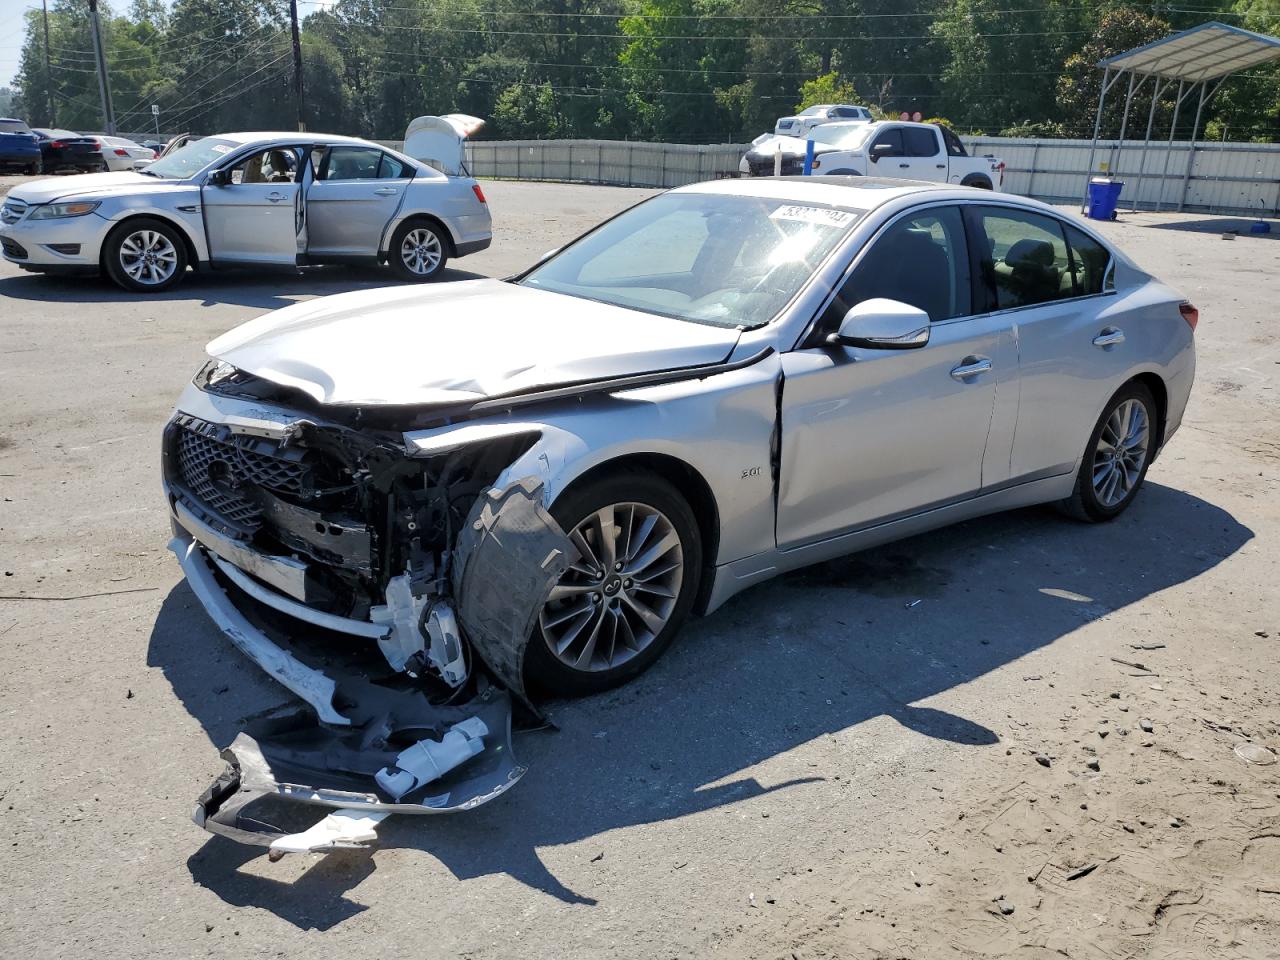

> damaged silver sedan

[{"left": 163, "top": 178, "right": 1195, "bottom": 854}]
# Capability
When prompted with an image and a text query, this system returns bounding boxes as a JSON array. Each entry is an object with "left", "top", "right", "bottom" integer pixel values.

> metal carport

[{"left": 1082, "top": 20, "right": 1280, "bottom": 213}]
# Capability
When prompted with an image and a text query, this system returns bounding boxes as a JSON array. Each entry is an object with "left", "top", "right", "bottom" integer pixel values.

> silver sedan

[
  {"left": 0, "top": 129, "right": 491, "bottom": 291},
  {"left": 165, "top": 177, "right": 1195, "bottom": 711}
]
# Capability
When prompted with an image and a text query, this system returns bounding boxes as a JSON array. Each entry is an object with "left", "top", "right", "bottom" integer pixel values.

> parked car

[
  {"left": 742, "top": 121, "right": 1005, "bottom": 189},
  {"left": 0, "top": 123, "right": 491, "bottom": 291},
  {"left": 774, "top": 103, "right": 873, "bottom": 136},
  {"left": 162, "top": 177, "right": 1196, "bottom": 733},
  {"left": 95, "top": 135, "right": 158, "bottom": 171},
  {"left": 0, "top": 118, "right": 42, "bottom": 174},
  {"left": 31, "top": 128, "right": 104, "bottom": 173},
  {"left": 138, "top": 140, "right": 164, "bottom": 156}
]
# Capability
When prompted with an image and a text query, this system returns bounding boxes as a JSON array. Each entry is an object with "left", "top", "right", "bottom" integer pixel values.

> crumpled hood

[
  {"left": 207, "top": 279, "right": 742, "bottom": 407},
  {"left": 9, "top": 171, "right": 183, "bottom": 204}
]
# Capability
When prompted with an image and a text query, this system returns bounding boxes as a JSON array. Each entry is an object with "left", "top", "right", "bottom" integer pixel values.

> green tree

[{"left": 794, "top": 72, "right": 859, "bottom": 112}]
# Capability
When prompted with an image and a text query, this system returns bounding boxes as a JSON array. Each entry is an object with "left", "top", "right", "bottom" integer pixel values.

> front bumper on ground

[{"left": 0, "top": 213, "right": 109, "bottom": 269}]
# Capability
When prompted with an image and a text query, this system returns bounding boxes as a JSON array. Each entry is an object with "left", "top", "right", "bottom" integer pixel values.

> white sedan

[{"left": 95, "top": 135, "right": 157, "bottom": 171}]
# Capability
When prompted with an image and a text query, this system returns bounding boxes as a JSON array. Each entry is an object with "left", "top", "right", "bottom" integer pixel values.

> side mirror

[
  {"left": 869, "top": 143, "right": 893, "bottom": 163},
  {"left": 827, "top": 298, "right": 930, "bottom": 350},
  {"left": 206, "top": 168, "right": 230, "bottom": 187}
]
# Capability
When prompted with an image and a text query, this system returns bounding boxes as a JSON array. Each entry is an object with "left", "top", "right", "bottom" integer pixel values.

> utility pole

[
  {"left": 87, "top": 0, "right": 116, "bottom": 134},
  {"left": 288, "top": 0, "right": 305, "bottom": 131},
  {"left": 40, "top": 0, "right": 55, "bottom": 126}
]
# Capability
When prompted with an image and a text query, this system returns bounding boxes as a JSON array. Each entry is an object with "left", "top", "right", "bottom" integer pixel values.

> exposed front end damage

[{"left": 163, "top": 392, "right": 578, "bottom": 853}]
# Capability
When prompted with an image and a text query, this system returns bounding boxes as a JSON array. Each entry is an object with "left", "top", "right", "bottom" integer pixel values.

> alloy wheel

[
  {"left": 400, "top": 228, "right": 442, "bottom": 275},
  {"left": 118, "top": 229, "right": 178, "bottom": 286},
  {"left": 1091, "top": 398, "right": 1149, "bottom": 507},
  {"left": 539, "top": 502, "right": 684, "bottom": 673}
]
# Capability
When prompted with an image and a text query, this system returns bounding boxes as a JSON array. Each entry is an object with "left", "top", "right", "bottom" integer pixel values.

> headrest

[{"left": 1006, "top": 238, "right": 1055, "bottom": 267}]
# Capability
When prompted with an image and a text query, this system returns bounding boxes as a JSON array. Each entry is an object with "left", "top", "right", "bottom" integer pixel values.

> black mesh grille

[
  {"left": 1, "top": 237, "right": 28, "bottom": 258},
  {"left": 174, "top": 421, "right": 310, "bottom": 531}
]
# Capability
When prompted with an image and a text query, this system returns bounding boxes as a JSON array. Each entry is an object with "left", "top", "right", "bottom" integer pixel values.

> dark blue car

[{"left": 0, "top": 118, "right": 42, "bottom": 174}]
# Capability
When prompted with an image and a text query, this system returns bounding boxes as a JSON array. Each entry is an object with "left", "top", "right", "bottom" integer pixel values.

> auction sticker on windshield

[{"left": 770, "top": 205, "right": 857, "bottom": 227}]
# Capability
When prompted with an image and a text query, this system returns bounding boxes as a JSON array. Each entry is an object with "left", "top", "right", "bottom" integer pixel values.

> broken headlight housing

[{"left": 194, "top": 358, "right": 240, "bottom": 390}]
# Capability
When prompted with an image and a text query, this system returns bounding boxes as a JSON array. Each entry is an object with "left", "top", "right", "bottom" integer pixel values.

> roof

[
  {"left": 1098, "top": 20, "right": 1280, "bottom": 82},
  {"left": 679, "top": 176, "right": 954, "bottom": 208},
  {"left": 216, "top": 131, "right": 378, "bottom": 146}
]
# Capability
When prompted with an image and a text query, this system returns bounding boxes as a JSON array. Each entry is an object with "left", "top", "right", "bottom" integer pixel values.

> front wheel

[
  {"left": 527, "top": 471, "right": 702, "bottom": 696},
  {"left": 103, "top": 218, "right": 188, "bottom": 292},
  {"left": 1059, "top": 381, "right": 1157, "bottom": 522},
  {"left": 388, "top": 219, "right": 449, "bottom": 281}
]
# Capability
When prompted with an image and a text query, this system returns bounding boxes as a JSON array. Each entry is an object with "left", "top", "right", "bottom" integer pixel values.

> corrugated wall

[{"left": 412, "top": 135, "right": 1280, "bottom": 217}]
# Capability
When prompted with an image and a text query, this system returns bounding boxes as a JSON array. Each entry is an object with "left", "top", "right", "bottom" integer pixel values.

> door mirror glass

[{"left": 828, "top": 298, "right": 930, "bottom": 350}]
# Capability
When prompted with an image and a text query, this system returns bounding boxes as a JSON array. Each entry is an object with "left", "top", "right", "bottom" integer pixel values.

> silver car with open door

[{"left": 0, "top": 121, "right": 491, "bottom": 292}]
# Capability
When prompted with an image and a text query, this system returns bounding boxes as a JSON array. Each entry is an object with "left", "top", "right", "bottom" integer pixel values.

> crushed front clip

[{"left": 193, "top": 682, "right": 525, "bottom": 856}]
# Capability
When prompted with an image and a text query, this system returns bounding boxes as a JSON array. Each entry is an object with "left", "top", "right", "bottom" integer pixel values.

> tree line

[{"left": 10, "top": 0, "right": 1280, "bottom": 144}]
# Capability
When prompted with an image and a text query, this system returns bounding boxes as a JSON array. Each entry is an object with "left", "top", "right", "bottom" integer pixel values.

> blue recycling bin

[{"left": 1087, "top": 177, "right": 1124, "bottom": 221}]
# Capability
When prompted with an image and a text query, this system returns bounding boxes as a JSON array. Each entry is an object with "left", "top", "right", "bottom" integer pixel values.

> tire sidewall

[
  {"left": 389, "top": 219, "right": 448, "bottom": 281},
  {"left": 526, "top": 470, "right": 702, "bottom": 697},
  {"left": 1073, "top": 382, "right": 1157, "bottom": 521},
  {"left": 104, "top": 217, "right": 188, "bottom": 292}
]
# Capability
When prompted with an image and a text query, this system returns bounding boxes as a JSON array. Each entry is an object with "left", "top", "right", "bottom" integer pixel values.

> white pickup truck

[{"left": 741, "top": 120, "right": 1005, "bottom": 191}]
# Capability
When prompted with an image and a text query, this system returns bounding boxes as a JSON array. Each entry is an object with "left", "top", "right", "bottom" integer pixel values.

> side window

[
  {"left": 823, "top": 206, "right": 971, "bottom": 325},
  {"left": 974, "top": 207, "right": 1073, "bottom": 310},
  {"left": 940, "top": 126, "right": 967, "bottom": 158},
  {"left": 378, "top": 153, "right": 407, "bottom": 179},
  {"left": 322, "top": 146, "right": 383, "bottom": 180},
  {"left": 1063, "top": 223, "right": 1113, "bottom": 297},
  {"left": 868, "top": 128, "right": 904, "bottom": 158},
  {"left": 902, "top": 127, "right": 940, "bottom": 157},
  {"left": 227, "top": 148, "right": 298, "bottom": 184},
  {"left": 832, "top": 107, "right": 856, "bottom": 119}
]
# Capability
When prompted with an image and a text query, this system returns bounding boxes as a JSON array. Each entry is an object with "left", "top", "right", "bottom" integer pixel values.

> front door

[
  {"left": 202, "top": 146, "right": 307, "bottom": 264},
  {"left": 776, "top": 204, "right": 1015, "bottom": 548},
  {"left": 306, "top": 146, "right": 410, "bottom": 257}
]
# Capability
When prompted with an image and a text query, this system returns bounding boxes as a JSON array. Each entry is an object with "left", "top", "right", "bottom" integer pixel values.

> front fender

[
  {"left": 100, "top": 194, "right": 209, "bottom": 261},
  {"left": 402, "top": 353, "right": 784, "bottom": 566}
]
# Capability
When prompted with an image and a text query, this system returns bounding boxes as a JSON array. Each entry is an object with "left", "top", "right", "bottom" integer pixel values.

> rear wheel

[
  {"left": 25, "top": 160, "right": 41, "bottom": 175},
  {"left": 388, "top": 219, "right": 449, "bottom": 281},
  {"left": 527, "top": 470, "right": 702, "bottom": 696},
  {"left": 1059, "top": 381, "right": 1156, "bottom": 522},
  {"left": 103, "top": 217, "right": 188, "bottom": 292}
]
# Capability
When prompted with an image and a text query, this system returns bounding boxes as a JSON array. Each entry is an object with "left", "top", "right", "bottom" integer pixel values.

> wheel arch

[
  {"left": 1130, "top": 371, "right": 1169, "bottom": 457},
  {"left": 961, "top": 173, "right": 993, "bottom": 189},
  {"left": 550, "top": 452, "right": 721, "bottom": 614},
  {"left": 382, "top": 212, "right": 457, "bottom": 260},
  {"left": 100, "top": 212, "right": 201, "bottom": 272}
]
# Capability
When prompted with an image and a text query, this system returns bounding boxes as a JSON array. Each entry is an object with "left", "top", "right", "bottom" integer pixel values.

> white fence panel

[{"left": 387, "top": 135, "right": 1280, "bottom": 217}]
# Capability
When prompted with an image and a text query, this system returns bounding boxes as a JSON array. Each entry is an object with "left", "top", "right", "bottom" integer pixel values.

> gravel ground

[{"left": 1, "top": 179, "right": 1277, "bottom": 959}]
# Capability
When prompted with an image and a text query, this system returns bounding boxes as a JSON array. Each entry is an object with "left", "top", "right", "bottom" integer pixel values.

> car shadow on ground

[
  {"left": 148, "top": 481, "right": 1251, "bottom": 928},
  {"left": 1139, "top": 216, "right": 1279, "bottom": 239},
  {"left": 0, "top": 264, "right": 487, "bottom": 310}
]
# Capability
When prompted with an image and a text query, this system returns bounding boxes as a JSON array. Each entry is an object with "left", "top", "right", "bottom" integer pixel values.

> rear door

[
  {"left": 202, "top": 145, "right": 307, "bottom": 264},
  {"left": 306, "top": 146, "right": 410, "bottom": 257},
  {"left": 966, "top": 205, "right": 1126, "bottom": 481},
  {"left": 898, "top": 127, "right": 947, "bottom": 181}
]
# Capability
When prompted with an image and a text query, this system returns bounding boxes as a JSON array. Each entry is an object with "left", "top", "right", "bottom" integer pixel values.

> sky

[{"left": 1, "top": 0, "right": 31, "bottom": 88}]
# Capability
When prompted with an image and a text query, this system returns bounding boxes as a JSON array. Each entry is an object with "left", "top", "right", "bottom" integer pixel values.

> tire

[
  {"left": 961, "top": 175, "right": 993, "bottom": 190},
  {"left": 825, "top": 169, "right": 861, "bottom": 176},
  {"left": 526, "top": 469, "right": 702, "bottom": 697},
  {"left": 1058, "top": 381, "right": 1157, "bottom": 522},
  {"left": 26, "top": 160, "right": 41, "bottom": 176},
  {"left": 102, "top": 217, "right": 188, "bottom": 292},
  {"left": 388, "top": 218, "right": 449, "bottom": 281}
]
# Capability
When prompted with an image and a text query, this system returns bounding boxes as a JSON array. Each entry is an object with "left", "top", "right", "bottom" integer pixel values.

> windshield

[
  {"left": 520, "top": 193, "right": 862, "bottom": 329},
  {"left": 798, "top": 106, "right": 829, "bottom": 117},
  {"left": 0, "top": 119, "right": 32, "bottom": 134},
  {"left": 143, "top": 136, "right": 233, "bottom": 179},
  {"left": 810, "top": 123, "right": 874, "bottom": 148}
]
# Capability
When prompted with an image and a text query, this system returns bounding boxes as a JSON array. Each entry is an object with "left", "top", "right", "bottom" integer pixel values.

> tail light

[
  {"left": 113, "top": 148, "right": 128, "bottom": 156},
  {"left": 1179, "top": 301, "right": 1199, "bottom": 331},
  {"left": 49, "top": 140, "right": 65, "bottom": 148},
  {"left": 471, "top": 184, "right": 487, "bottom": 204},
  {"left": 996, "top": 161, "right": 1006, "bottom": 187}
]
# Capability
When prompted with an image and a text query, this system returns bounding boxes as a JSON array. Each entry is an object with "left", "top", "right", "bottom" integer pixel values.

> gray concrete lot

[{"left": 1, "top": 180, "right": 1277, "bottom": 959}]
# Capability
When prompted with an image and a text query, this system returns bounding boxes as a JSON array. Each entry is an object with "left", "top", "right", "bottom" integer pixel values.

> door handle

[
  {"left": 265, "top": 192, "right": 286, "bottom": 203},
  {"left": 936, "top": 163, "right": 946, "bottom": 169},
  {"left": 898, "top": 163, "right": 910, "bottom": 169},
  {"left": 950, "top": 356, "right": 992, "bottom": 381},
  {"left": 374, "top": 187, "right": 399, "bottom": 196},
  {"left": 1092, "top": 327, "right": 1125, "bottom": 348}
]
